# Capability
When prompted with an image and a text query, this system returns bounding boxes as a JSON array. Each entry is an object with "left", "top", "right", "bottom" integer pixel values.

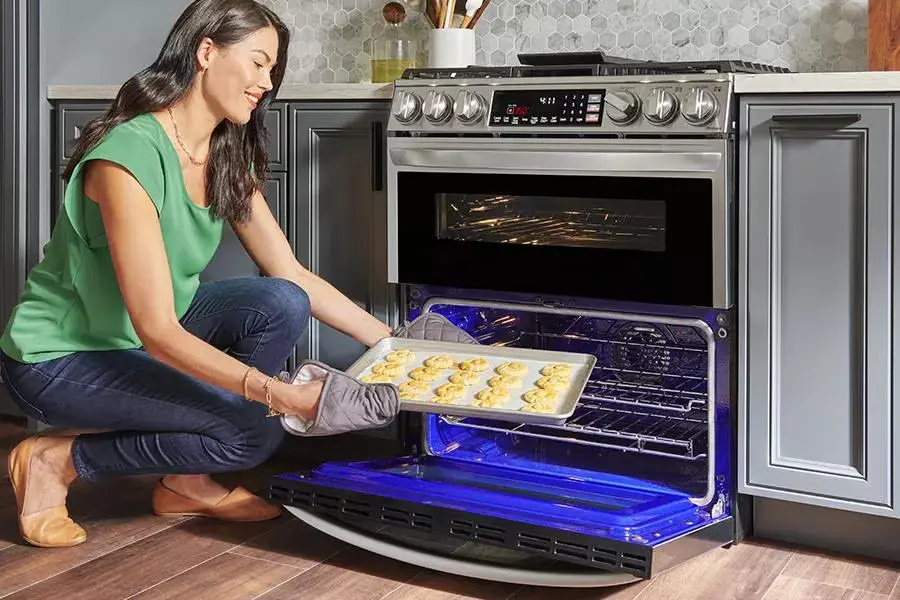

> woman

[{"left": 0, "top": 0, "right": 396, "bottom": 549}]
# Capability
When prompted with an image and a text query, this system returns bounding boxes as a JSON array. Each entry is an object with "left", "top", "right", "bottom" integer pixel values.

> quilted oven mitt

[{"left": 280, "top": 313, "right": 479, "bottom": 437}]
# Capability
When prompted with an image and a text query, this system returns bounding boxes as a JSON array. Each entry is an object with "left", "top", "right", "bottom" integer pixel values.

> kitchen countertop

[
  {"left": 734, "top": 71, "right": 900, "bottom": 94},
  {"left": 48, "top": 72, "right": 900, "bottom": 101},
  {"left": 47, "top": 82, "right": 394, "bottom": 101}
]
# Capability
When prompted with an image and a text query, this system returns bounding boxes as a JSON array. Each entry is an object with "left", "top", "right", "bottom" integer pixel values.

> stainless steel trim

[
  {"left": 285, "top": 506, "right": 641, "bottom": 587},
  {"left": 420, "top": 297, "right": 718, "bottom": 507},
  {"left": 394, "top": 73, "right": 735, "bottom": 88},
  {"left": 387, "top": 137, "right": 733, "bottom": 308}
]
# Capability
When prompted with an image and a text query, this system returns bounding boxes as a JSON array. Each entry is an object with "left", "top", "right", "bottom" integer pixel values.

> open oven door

[{"left": 268, "top": 454, "right": 733, "bottom": 586}]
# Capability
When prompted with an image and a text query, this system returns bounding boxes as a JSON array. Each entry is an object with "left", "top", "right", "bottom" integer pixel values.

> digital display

[{"left": 490, "top": 89, "right": 606, "bottom": 127}]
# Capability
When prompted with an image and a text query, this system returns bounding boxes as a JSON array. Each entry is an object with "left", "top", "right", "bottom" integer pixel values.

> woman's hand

[{"left": 269, "top": 380, "right": 323, "bottom": 420}]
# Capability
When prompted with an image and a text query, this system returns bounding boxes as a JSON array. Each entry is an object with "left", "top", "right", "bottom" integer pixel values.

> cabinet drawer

[
  {"left": 55, "top": 102, "right": 287, "bottom": 169},
  {"left": 57, "top": 104, "right": 107, "bottom": 164}
]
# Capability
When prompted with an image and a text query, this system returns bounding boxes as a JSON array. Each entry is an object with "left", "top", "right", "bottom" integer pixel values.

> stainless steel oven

[{"left": 270, "top": 57, "right": 777, "bottom": 588}]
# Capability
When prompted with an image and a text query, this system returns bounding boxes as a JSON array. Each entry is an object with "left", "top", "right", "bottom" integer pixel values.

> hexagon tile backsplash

[{"left": 261, "top": 0, "right": 868, "bottom": 84}]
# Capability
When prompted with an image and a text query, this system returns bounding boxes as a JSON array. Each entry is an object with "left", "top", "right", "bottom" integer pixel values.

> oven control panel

[
  {"left": 490, "top": 89, "right": 606, "bottom": 127},
  {"left": 388, "top": 75, "right": 735, "bottom": 135}
]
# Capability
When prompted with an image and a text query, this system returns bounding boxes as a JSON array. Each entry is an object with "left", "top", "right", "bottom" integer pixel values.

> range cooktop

[{"left": 401, "top": 50, "right": 791, "bottom": 80}]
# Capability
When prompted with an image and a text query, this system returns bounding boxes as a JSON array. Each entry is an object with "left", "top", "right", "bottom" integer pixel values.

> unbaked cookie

[
  {"left": 361, "top": 373, "right": 394, "bottom": 384},
  {"left": 535, "top": 376, "right": 568, "bottom": 392},
  {"left": 540, "top": 363, "right": 572, "bottom": 377},
  {"left": 472, "top": 388, "right": 507, "bottom": 408},
  {"left": 449, "top": 371, "right": 480, "bottom": 386},
  {"left": 458, "top": 358, "right": 490, "bottom": 372},
  {"left": 398, "top": 380, "right": 430, "bottom": 399},
  {"left": 372, "top": 361, "right": 404, "bottom": 377},
  {"left": 408, "top": 367, "right": 441, "bottom": 382},
  {"left": 430, "top": 396, "right": 457, "bottom": 404},
  {"left": 522, "top": 388, "right": 558, "bottom": 404},
  {"left": 424, "top": 355, "right": 456, "bottom": 370},
  {"left": 434, "top": 383, "right": 466, "bottom": 399},
  {"left": 496, "top": 362, "right": 528, "bottom": 377},
  {"left": 487, "top": 374, "right": 522, "bottom": 389},
  {"left": 386, "top": 349, "right": 416, "bottom": 363}
]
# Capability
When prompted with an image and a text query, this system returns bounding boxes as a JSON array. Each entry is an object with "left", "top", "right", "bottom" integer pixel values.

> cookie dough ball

[
  {"left": 458, "top": 358, "right": 490, "bottom": 372},
  {"left": 496, "top": 362, "right": 528, "bottom": 377},
  {"left": 372, "top": 361, "right": 404, "bottom": 377},
  {"left": 540, "top": 363, "right": 572, "bottom": 377},
  {"left": 409, "top": 366, "right": 442, "bottom": 382},
  {"left": 522, "top": 388, "right": 558, "bottom": 405},
  {"left": 536, "top": 376, "right": 568, "bottom": 392},
  {"left": 449, "top": 371, "right": 480, "bottom": 386},
  {"left": 424, "top": 355, "right": 456, "bottom": 370},
  {"left": 487, "top": 374, "right": 522, "bottom": 389},
  {"left": 386, "top": 349, "right": 416, "bottom": 363},
  {"left": 361, "top": 373, "right": 394, "bottom": 384},
  {"left": 434, "top": 382, "right": 466, "bottom": 399}
]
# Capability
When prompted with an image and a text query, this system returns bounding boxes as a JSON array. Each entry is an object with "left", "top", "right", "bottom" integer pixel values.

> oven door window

[{"left": 397, "top": 172, "right": 713, "bottom": 306}]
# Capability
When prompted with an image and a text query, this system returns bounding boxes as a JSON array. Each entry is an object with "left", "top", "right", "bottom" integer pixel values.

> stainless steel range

[{"left": 270, "top": 54, "right": 787, "bottom": 588}]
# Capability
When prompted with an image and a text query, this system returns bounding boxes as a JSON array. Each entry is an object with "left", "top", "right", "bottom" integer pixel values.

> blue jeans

[{"left": 0, "top": 277, "right": 310, "bottom": 482}]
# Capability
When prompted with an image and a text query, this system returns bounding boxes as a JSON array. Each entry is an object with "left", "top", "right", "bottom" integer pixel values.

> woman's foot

[
  {"left": 152, "top": 475, "right": 281, "bottom": 522},
  {"left": 7, "top": 436, "right": 86, "bottom": 548}
]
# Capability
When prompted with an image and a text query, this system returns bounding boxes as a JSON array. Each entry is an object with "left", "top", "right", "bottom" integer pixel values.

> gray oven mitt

[
  {"left": 392, "top": 312, "right": 480, "bottom": 345},
  {"left": 280, "top": 361, "right": 399, "bottom": 437}
]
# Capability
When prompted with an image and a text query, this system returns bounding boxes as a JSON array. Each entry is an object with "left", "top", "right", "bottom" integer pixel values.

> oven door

[{"left": 386, "top": 136, "right": 732, "bottom": 309}]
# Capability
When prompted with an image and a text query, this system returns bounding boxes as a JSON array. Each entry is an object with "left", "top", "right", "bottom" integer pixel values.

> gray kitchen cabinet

[
  {"left": 738, "top": 95, "right": 900, "bottom": 518},
  {"left": 289, "top": 102, "right": 395, "bottom": 372}
]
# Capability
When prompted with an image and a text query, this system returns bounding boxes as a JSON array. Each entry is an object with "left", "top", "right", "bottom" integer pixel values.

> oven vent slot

[{"left": 378, "top": 506, "right": 434, "bottom": 530}]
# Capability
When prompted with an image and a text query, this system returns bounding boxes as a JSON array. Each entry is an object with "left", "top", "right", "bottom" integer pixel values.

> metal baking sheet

[{"left": 344, "top": 337, "right": 597, "bottom": 426}]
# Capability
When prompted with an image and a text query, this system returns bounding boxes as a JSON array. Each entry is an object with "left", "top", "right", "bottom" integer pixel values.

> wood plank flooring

[{"left": 0, "top": 416, "right": 897, "bottom": 600}]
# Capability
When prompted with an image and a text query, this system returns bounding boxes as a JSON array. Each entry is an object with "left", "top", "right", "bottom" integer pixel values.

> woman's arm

[
  {"left": 233, "top": 188, "right": 392, "bottom": 347},
  {"left": 83, "top": 160, "right": 322, "bottom": 417}
]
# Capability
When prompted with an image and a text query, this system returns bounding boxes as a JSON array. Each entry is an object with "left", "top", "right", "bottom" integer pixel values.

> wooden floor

[{"left": 0, "top": 417, "right": 897, "bottom": 600}]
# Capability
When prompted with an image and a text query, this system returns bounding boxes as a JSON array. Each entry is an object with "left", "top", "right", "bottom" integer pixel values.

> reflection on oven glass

[{"left": 436, "top": 194, "right": 666, "bottom": 251}]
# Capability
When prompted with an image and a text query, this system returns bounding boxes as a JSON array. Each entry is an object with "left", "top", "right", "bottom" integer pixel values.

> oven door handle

[{"left": 389, "top": 148, "right": 724, "bottom": 175}]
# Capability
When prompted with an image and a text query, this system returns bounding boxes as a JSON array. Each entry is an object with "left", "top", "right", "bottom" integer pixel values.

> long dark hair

[{"left": 63, "top": 0, "right": 290, "bottom": 224}]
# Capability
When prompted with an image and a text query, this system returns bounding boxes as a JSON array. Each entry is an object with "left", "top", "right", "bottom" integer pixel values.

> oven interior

[{"left": 271, "top": 285, "right": 734, "bottom": 575}]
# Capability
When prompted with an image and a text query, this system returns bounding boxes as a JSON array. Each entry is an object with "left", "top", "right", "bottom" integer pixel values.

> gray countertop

[{"left": 47, "top": 72, "right": 900, "bottom": 101}]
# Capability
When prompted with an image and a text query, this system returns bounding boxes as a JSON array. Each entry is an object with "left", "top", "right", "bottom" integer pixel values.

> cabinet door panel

[
  {"left": 290, "top": 105, "right": 392, "bottom": 371},
  {"left": 740, "top": 101, "right": 896, "bottom": 516}
]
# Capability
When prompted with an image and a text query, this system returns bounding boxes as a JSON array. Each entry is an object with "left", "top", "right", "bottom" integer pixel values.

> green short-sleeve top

[{"left": 0, "top": 113, "right": 224, "bottom": 363}]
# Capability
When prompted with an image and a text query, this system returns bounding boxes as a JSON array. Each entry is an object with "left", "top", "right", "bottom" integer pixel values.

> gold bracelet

[
  {"left": 242, "top": 366, "right": 257, "bottom": 402},
  {"left": 263, "top": 375, "right": 279, "bottom": 418}
]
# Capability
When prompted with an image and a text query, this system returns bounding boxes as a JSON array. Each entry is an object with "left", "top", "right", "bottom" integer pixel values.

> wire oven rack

[{"left": 438, "top": 318, "right": 712, "bottom": 461}]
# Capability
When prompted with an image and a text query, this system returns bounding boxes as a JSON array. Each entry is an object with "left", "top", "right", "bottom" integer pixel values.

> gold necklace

[{"left": 167, "top": 106, "right": 207, "bottom": 167}]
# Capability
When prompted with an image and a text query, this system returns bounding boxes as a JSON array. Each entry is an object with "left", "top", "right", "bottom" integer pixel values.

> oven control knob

[
  {"left": 393, "top": 91, "right": 422, "bottom": 125},
  {"left": 423, "top": 90, "right": 454, "bottom": 124},
  {"left": 643, "top": 89, "right": 679, "bottom": 125},
  {"left": 681, "top": 87, "right": 719, "bottom": 125},
  {"left": 605, "top": 91, "right": 641, "bottom": 125},
  {"left": 455, "top": 90, "right": 486, "bottom": 124}
]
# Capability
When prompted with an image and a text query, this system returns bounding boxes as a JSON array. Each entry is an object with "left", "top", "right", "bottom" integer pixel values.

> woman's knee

[
  {"left": 219, "top": 415, "right": 285, "bottom": 470},
  {"left": 252, "top": 278, "right": 311, "bottom": 341}
]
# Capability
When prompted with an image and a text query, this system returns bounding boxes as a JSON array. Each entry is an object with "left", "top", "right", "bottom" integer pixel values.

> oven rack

[
  {"left": 480, "top": 328, "right": 710, "bottom": 413},
  {"left": 441, "top": 402, "right": 707, "bottom": 460}
]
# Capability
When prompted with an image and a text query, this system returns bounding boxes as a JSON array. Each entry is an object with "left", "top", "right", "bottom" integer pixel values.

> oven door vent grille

[{"left": 269, "top": 480, "right": 653, "bottom": 578}]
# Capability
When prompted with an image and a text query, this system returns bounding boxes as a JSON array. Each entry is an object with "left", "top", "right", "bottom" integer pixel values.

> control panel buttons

[
  {"left": 423, "top": 90, "right": 454, "bottom": 124},
  {"left": 681, "top": 87, "right": 719, "bottom": 125},
  {"left": 393, "top": 91, "right": 422, "bottom": 124},
  {"left": 605, "top": 90, "right": 641, "bottom": 125},
  {"left": 643, "top": 88, "right": 679, "bottom": 125}
]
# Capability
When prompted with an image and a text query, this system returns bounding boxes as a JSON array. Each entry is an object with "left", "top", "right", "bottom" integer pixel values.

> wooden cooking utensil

[
  {"left": 466, "top": 0, "right": 490, "bottom": 29},
  {"left": 869, "top": 0, "right": 900, "bottom": 70}
]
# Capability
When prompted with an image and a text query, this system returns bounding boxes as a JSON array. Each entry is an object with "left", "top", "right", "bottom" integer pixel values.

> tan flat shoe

[
  {"left": 152, "top": 480, "right": 282, "bottom": 522},
  {"left": 7, "top": 437, "right": 87, "bottom": 548}
]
